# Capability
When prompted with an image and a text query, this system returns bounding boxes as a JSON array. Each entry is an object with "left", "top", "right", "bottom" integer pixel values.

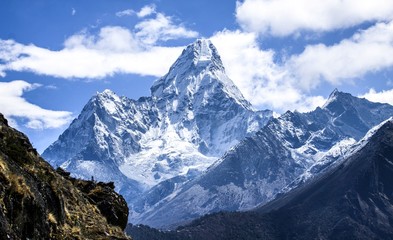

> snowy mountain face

[
  {"left": 42, "top": 39, "right": 272, "bottom": 218},
  {"left": 136, "top": 90, "right": 393, "bottom": 229}
]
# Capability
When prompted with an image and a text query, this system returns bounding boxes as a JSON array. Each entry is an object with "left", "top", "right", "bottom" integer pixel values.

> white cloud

[
  {"left": 116, "top": 9, "right": 135, "bottom": 17},
  {"left": 71, "top": 8, "right": 76, "bottom": 16},
  {"left": 236, "top": 0, "right": 393, "bottom": 36},
  {"left": 360, "top": 88, "right": 393, "bottom": 105},
  {"left": 288, "top": 21, "right": 393, "bottom": 89},
  {"left": 212, "top": 22, "right": 393, "bottom": 112},
  {"left": 0, "top": 80, "right": 73, "bottom": 129},
  {"left": 210, "top": 29, "right": 325, "bottom": 112},
  {"left": 135, "top": 13, "right": 198, "bottom": 45},
  {"left": 228, "top": 19, "right": 393, "bottom": 111},
  {"left": 0, "top": 6, "right": 199, "bottom": 79},
  {"left": 116, "top": 4, "right": 156, "bottom": 18},
  {"left": 136, "top": 4, "right": 156, "bottom": 18},
  {"left": 45, "top": 84, "right": 58, "bottom": 90},
  {"left": 0, "top": 26, "right": 186, "bottom": 79},
  {"left": 64, "top": 26, "right": 141, "bottom": 52}
]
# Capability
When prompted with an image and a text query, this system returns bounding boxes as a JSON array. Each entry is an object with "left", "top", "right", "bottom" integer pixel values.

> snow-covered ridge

[
  {"left": 197, "top": 38, "right": 213, "bottom": 62},
  {"left": 344, "top": 117, "right": 393, "bottom": 157},
  {"left": 322, "top": 88, "right": 339, "bottom": 109}
]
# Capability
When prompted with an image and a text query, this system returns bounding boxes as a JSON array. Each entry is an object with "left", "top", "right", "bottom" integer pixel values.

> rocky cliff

[{"left": 0, "top": 113, "right": 130, "bottom": 239}]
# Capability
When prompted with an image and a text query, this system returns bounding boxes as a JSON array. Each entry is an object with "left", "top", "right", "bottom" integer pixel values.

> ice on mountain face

[
  {"left": 97, "top": 89, "right": 122, "bottom": 115},
  {"left": 119, "top": 121, "right": 217, "bottom": 187},
  {"left": 197, "top": 39, "right": 212, "bottom": 62},
  {"left": 280, "top": 137, "right": 357, "bottom": 194},
  {"left": 321, "top": 88, "right": 339, "bottom": 109}
]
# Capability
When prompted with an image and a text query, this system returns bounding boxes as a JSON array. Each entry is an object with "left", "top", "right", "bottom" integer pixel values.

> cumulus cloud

[
  {"left": 236, "top": 0, "right": 393, "bottom": 36},
  {"left": 116, "top": 4, "right": 156, "bottom": 18},
  {"left": 136, "top": 4, "right": 156, "bottom": 18},
  {"left": 0, "top": 26, "right": 188, "bottom": 79},
  {"left": 360, "top": 88, "right": 393, "bottom": 105},
  {"left": 237, "top": 20, "right": 393, "bottom": 111},
  {"left": 0, "top": 5, "right": 195, "bottom": 82},
  {"left": 0, "top": 5, "right": 199, "bottom": 79},
  {"left": 288, "top": 21, "right": 393, "bottom": 89},
  {"left": 210, "top": 30, "right": 325, "bottom": 112},
  {"left": 135, "top": 13, "right": 198, "bottom": 45},
  {"left": 116, "top": 9, "right": 135, "bottom": 17},
  {"left": 212, "top": 21, "right": 393, "bottom": 111},
  {"left": 0, "top": 80, "right": 73, "bottom": 129}
]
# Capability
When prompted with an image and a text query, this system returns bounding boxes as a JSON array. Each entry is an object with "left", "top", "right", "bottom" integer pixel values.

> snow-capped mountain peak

[
  {"left": 168, "top": 38, "right": 224, "bottom": 73},
  {"left": 151, "top": 38, "right": 251, "bottom": 110},
  {"left": 98, "top": 88, "right": 117, "bottom": 96},
  {"left": 321, "top": 88, "right": 352, "bottom": 110}
]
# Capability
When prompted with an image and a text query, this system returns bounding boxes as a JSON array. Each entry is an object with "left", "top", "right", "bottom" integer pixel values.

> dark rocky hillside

[
  {"left": 0, "top": 113, "right": 131, "bottom": 239},
  {"left": 127, "top": 119, "right": 393, "bottom": 240}
]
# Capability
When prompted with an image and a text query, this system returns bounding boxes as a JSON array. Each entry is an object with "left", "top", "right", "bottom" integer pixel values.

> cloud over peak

[{"left": 0, "top": 5, "right": 199, "bottom": 79}]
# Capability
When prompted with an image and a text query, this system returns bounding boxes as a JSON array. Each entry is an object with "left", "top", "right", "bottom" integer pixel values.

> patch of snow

[{"left": 198, "top": 39, "right": 212, "bottom": 62}]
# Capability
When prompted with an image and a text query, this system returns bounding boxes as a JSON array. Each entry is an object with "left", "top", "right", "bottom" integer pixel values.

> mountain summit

[
  {"left": 42, "top": 39, "right": 272, "bottom": 220},
  {"left": 151, "top": 39, "right": 252, "bottom": 112}
]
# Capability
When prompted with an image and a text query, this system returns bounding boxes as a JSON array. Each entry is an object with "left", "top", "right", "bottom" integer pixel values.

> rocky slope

[
  {"left": 0, "top": 113, "right": 130, "bottom": 239},
  {"left": 127, "top": 118, "right": 393, "bottom": 239},
  {"left": 42, "top": 39, "right": 272, "bottom": 219},
  {"left": 136, "top": 90, "right": 393, "bottom": 229}
]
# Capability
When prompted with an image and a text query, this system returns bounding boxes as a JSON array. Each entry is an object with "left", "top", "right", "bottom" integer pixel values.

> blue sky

[{"left": 1, "top": 0, "right": 393, "bottom": 153}]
